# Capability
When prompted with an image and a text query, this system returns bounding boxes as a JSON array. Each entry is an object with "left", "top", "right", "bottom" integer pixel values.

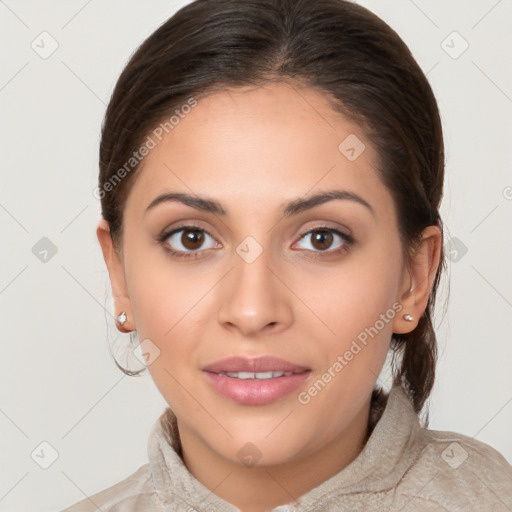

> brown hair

[{"left": 99, "top": 0, "right": 445, "bottom": 422}]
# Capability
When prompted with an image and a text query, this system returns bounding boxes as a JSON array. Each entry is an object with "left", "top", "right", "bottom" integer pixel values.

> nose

[{"left": 216, "top": 246, "right": 293, "bottom": 338}]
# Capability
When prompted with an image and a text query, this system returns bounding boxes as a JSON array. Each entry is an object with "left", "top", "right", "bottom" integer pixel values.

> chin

[{"left": 213, "top": 429, "right": 310, "bottom": 469}]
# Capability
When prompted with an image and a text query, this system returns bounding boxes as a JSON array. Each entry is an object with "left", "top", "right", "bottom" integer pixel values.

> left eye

[
  {"left": 163, "top": 227, "right": 218, "bottom": 253},
  {"left": 295, "top": 228, "right": 351, "bottom": 252}
]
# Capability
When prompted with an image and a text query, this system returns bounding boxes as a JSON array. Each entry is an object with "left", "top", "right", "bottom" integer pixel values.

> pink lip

[
  {"left": 202, "top": 355, "right": 310, "bottom": 373},
  {"left": 203, "top": 371, "right": 311, "bottom": 405},
  {"left": 202, "top": 356, "right": 311, "bottom": 405}
]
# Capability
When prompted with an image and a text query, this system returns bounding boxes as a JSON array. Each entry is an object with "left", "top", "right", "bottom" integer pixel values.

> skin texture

[{"left": 97, "top": 82, "right": 441, "bottom": 511}]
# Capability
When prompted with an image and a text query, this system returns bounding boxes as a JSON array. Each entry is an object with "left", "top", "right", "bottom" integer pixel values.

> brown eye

[
  {"left": 295, "top": 227, "right": 352, "bottom": 254},
  {"left": 310, "top": 230, "right": 333, "bottom": 251},
  {"left": 181, "top": 229, "right": 205, "bottom": 250},
  {"left": 161, "top": 226, "right": 218, "bottom": 256}
]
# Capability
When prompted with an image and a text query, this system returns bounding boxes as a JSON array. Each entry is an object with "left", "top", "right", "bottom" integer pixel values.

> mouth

[
  {"left": 214, "top": 370, "right": 308, "bottom": 379},
  {"left": 202, "top": 355, "right": 311, "bottom": 374},
  {"left": 202, "top": 355, "right": 312, "bottom": 405}
]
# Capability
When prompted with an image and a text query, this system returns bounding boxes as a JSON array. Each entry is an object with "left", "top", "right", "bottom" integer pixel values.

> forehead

[{"left": 124, "top": 82, "right": 387, "bottom": 216}]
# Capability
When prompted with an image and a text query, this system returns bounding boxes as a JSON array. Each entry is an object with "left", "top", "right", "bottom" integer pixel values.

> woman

[{"left": 63, "top": 0, "right": 512, "bottom": 510}]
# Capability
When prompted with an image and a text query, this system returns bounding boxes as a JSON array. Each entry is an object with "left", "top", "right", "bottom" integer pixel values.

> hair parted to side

[{"left": 99, "top": 0, "right": 445, "bottom": 422}]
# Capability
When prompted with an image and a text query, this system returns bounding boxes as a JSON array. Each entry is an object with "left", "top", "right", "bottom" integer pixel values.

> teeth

[{"left": 218, "top": 371, "right": 295, "bottom": 379}]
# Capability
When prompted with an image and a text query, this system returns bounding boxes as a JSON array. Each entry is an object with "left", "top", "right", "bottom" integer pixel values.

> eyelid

[
  {"left": 158, "top": 224, "right": 219, "bottom": 246},
  {"left": 156, "top": 222, "right": 219, "bottom": 261},
  {"left": 158, "top": 219, "right": 217, "bottom": 240},
  {"left": 292, "top": 225, "right": 354, "bottom": 251},
  {"left": 298, "top": 224, "right": 353, "bottom": 241}
]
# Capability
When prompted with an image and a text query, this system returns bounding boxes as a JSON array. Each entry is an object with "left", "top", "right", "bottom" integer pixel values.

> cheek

[
  {"left": 297, "top": 239, "right": 402, "bottom": 394},
  {"left": 302, "top": 243, "right": 402, "bottom": 338},
  {"left": 127, "top": 264, "right": 212, "bottom": 410},
  {"left": 124, "top": 248, "right": 216, "bottom": 384},
  {"left": 123, "top": 233, "right": 210, "bottom": 337}
]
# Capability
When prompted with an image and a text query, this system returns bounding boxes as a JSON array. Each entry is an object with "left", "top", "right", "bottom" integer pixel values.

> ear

[
  {"left": 392, "top": 225, "right": 442, "bottom": 334},
  {"left": 96, "top": 218, "right": 133, "bottom": 333}
]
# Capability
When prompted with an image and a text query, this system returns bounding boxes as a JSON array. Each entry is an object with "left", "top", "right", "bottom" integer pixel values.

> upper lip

[{"left": 202, "top": 356, "right": 310, "bottom": 374}]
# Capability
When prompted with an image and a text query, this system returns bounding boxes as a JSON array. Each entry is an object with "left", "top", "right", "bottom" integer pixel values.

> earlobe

[
  {"left": 96, "top": 218, "right": 134, "bottom": 333},
  {"left": 392, "top": 225, "right": 442, "bottom": 334}
]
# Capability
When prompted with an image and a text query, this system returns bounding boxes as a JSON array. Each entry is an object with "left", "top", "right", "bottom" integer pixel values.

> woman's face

[{"left": 105, "top": 82, "right": 416, "bottom": 467}]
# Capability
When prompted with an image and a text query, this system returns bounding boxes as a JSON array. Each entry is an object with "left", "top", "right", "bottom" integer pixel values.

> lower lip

[{"left": 203, "top": 371, "right": 311, "bottom": 405}]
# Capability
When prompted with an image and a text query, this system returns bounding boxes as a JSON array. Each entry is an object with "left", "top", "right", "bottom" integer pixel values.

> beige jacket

[{"left": 61, "top": 383, "right": 512, "bottom": 511}]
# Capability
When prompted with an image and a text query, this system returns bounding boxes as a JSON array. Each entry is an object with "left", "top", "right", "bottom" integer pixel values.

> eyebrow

[{"left": 144, "top": 190, "right": 374, "bottom": 217}]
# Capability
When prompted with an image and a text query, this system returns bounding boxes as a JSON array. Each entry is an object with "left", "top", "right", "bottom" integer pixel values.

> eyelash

[{"left": 157, "top": 225, "right": 354, "bottom": 260}]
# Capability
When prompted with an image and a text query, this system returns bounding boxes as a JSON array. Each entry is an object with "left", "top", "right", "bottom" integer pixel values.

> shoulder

[
  {"left": 394, "top": 426, "right": 512, "bottom": 511},
  {"left": 60, "top": 463, "right": 164, "bottom": 512}
]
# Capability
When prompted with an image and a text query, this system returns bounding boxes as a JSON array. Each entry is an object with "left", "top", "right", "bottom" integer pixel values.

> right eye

[{"left": 158, "top": 225, "right": 220, "bottom": 259}]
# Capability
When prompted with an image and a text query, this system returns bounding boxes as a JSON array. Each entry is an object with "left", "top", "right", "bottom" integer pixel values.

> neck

[{"left": 176, "top": 396, "right": 373, "bottom": 512}]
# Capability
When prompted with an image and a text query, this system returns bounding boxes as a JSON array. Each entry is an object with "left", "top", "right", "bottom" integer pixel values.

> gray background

[{"left": 0, "top": 1, "right": 511, "bottom": 510}]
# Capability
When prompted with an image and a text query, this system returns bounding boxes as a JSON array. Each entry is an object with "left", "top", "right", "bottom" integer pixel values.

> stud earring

[
  {"left": 403, "top": 314, "right": 413, "bottom": 322},
  {"left": 117, "top": 311, "right": 127, "bottom": 325}
]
